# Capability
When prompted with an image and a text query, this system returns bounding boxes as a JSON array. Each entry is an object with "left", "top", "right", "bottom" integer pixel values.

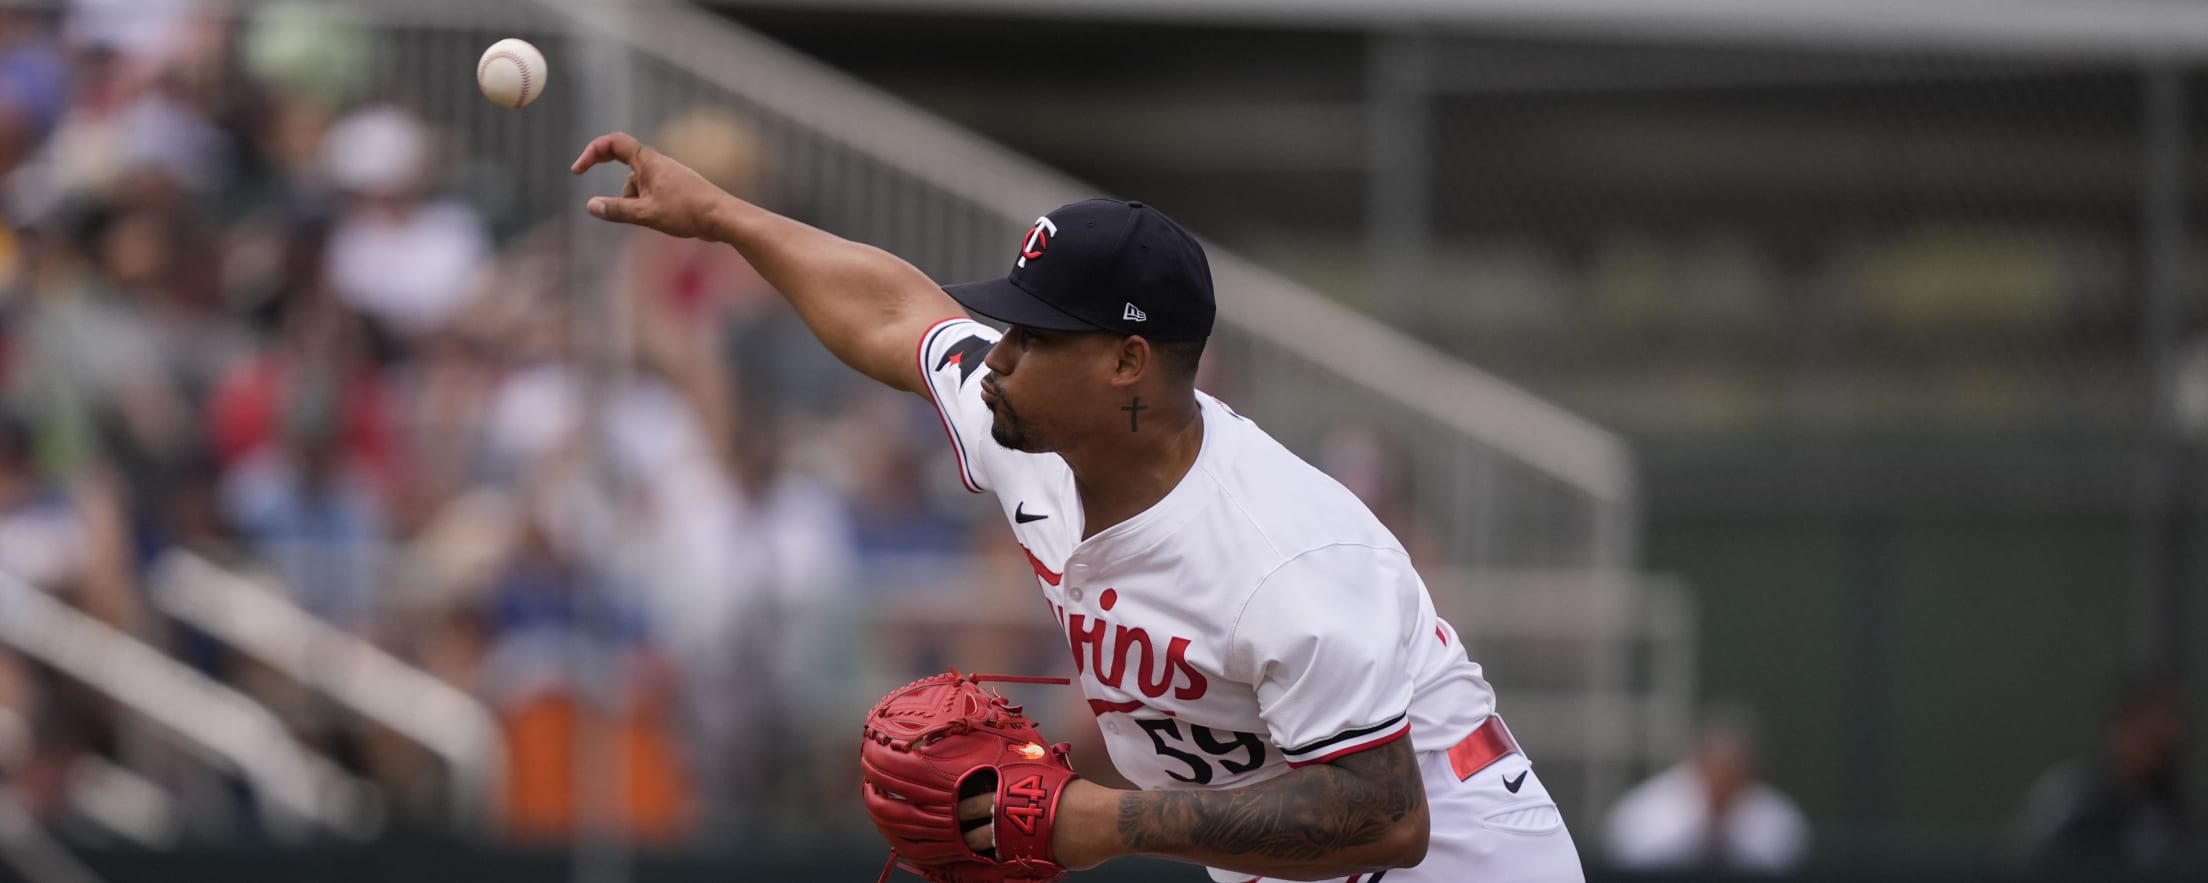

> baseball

[{"left": 476, "top": 38, "right": 547, "bottom": 109}]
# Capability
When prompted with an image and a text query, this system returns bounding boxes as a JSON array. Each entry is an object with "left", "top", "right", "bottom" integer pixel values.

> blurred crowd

[{"left": 0, "top": 0, "right": 1099, "bottom": 848}]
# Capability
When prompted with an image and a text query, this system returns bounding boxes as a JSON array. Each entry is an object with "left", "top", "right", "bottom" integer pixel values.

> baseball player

[{"left": 573, "top": 132, "right": 1585, "bottom": 883}]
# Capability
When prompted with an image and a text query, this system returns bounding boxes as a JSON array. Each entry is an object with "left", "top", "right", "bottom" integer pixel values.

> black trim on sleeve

[{"left": 1279, "top": 712, "right": 1409, "bottom": 757}]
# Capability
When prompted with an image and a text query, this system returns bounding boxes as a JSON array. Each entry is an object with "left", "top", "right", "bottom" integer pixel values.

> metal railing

[
  {"left": 0, "top": 572, "right": 381, "bottom": 842},
  {"left": 0, "top": 788, "right": 108, "bottom": 883},
  {"left": 148, "top": 552, "right": 507, "bottom": 832}
]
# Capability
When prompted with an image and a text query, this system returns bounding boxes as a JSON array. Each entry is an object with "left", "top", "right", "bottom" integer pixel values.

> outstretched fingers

[
  {"left": 571, "top": 131, "right": 643, "bottom": 175},
  {"left": 577, "top": 131, "right": 650, "bottom": 223}
]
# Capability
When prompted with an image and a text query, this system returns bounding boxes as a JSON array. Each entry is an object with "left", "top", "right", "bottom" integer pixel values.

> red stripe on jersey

[
  {"left": 1022, "top": 545, "right": 1063, "bottom": 586},
  {"left": 1085, "top": 699, "right": 1176, "bottom": 717},
  {"left": 1087, "top": 699, "right": 1141, "bottom": 716},
  {"left": 1447, "top": 716, "right": 1523, "bottom": 781},
  {"left": 1284, "top": 721, "right": 1411, "bottom": 768}
]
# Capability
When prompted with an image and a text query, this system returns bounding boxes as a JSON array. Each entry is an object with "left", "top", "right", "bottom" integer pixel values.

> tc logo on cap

[{"left": 1017, "top": 216, "right": 1056, "bottom": 268}]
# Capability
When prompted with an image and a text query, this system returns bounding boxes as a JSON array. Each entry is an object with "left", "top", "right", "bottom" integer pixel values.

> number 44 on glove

[{"left": 861, "top": 672, "right": 1082, "bottom": 883}]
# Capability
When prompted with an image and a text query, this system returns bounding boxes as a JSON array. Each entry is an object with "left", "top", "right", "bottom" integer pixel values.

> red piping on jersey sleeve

[
  {"left": 1283, "top": 720, "right": 1412, "bottom": 769},
  {"left": 915, "top": 318, "right": 984, "bottom": 494}
]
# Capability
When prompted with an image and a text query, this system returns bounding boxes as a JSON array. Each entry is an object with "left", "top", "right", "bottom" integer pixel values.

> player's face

[{"left": 980, "top": 325, "right": 1122, "bottom": 453}]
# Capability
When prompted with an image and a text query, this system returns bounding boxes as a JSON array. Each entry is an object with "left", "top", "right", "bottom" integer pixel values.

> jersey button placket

[{"left": 1067, "top": 563, "right": 1091, "bottom": 602}]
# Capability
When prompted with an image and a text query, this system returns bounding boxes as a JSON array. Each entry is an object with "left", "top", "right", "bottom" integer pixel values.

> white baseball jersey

[
  {"left": 919, "top": 318, "right": 1586, "bottom": 882},
  {"left": 918, "top": 317, "right": 1497, "bottom": 777}
]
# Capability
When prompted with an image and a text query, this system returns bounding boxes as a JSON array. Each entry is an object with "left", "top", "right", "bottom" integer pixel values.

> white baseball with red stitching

[{"left": 477, "top": 38, "right": 548, "bottom": 109}]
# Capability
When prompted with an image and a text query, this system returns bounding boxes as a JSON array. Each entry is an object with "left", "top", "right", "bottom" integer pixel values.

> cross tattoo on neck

[{"left": 1122, "top": 396, "right": 1147, "bottom": 432}]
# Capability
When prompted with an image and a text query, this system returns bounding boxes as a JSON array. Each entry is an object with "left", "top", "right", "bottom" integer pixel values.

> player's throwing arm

[{"left": 572, "top": 131, "right": 964, "bottom": 394}]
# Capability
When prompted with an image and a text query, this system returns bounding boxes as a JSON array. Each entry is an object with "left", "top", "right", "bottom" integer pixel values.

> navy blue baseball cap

[{"left": 945, "top": 199, "right": 1215, "bottom": 342}]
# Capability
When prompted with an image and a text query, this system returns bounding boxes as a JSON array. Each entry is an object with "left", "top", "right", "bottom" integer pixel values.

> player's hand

[
  {"left": 957, "top": 779, "right": 1118, "bottom": 867},
  {"left": 958, "top": 790, "right": 995, "bottom": 853},
  {"left": 1046, "top": 778, "right": 1115, "bottom": 871},
  {"left": 571, "top": 131, "right": 723, "bottom": 240}
]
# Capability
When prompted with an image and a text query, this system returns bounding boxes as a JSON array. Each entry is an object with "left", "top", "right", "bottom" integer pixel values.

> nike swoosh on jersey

[{"left": 1015, "top": 503, "right": 1048, "bottom": 523}]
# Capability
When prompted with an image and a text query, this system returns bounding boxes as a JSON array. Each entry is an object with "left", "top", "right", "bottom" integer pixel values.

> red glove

[{"left": 861, "top": 673, "right": 1080, "bottom": 883}]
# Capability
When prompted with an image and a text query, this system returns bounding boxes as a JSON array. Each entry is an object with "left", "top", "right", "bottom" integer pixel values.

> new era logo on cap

[{"left": 942, "top": 199, "right": 1215, "bottom": 342}]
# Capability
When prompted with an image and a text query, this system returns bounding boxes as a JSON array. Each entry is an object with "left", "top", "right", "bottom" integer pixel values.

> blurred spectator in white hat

[
  {"left": 322, "top": 104, "right": 489, "bottom": 339},
  {"left": 1605, "top": 703, "right": 1811, "bottom": 873}
]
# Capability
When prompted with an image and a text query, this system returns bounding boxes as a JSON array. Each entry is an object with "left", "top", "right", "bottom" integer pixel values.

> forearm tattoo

[{"left": 1116, "top": 737, "right": 1425, "bottom": 862}]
